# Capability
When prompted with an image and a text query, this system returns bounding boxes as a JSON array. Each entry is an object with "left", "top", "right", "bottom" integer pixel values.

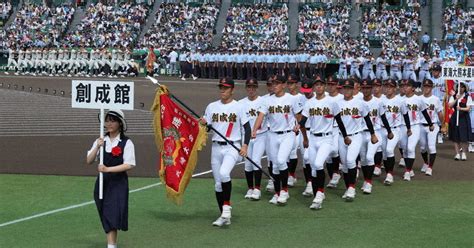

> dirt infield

[{"left": 0, "top": 75, "right": 472, "bottom": 181}]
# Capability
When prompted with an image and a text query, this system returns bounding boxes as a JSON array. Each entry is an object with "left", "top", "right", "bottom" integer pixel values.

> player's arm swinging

[
  {"left": 252, "top": 112, "right": 265, "bottom": 139},
  {"left": 364, "top": 114, "right": 378, "bottom": 144},
  {"left": 380, "top": 113, "right": 394, "bottom": 140},
  {"left": 334, "top": 113, "right": 350, "bottom": 145},
  {"left": 298, "top": 116, "right": 309, "bottom": 148},
  {"left": 240, "top": 122, "right": 251, "bottom": 157}
]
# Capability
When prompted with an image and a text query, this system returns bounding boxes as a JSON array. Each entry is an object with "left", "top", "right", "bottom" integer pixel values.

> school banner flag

[{"left": 151, "top": 85, "right": 207, "bottom": 205}]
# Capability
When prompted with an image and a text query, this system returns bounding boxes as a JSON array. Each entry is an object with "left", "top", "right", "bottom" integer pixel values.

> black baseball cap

[
  {"left": 273, "top": 75, "right": 287, "bottom": 84},
  {"left": 245, "top": 77, "right": 258, "bottom": 86},
  {"left": 405, "top": 79, "right": 417, "bottom": 87},
  {"left": 300, "top": 78, "right": 314, "bottom": 93},
  {"left": 360, "top": 79, "right": 373, "bottom": 88},
  {"left": 384, "top": 79, "right": 397, "bottom": 87},
  {"left": 340, "top": 79, "right": 355, "bottom": 88},
  {"left": 373, "top": 79, "right": 382, "bottom": 86},
  {"left": 432, "top": 65, "right": 442, "bottom": 71},
  {"left": 218, "top": 77, "right": 235, "bottom": 88},
  {"left": 423, "top": 79, "right": 434, "bottom": 87}
]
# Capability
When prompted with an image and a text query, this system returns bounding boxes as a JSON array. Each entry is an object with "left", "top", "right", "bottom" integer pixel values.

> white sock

[{"left": 107, "top": 244, "right": 116, "bottom": 248}]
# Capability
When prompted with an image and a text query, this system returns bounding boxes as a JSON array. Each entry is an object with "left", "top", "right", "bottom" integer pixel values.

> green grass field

[{"left": 0, "top": 174, "right": 473, "bottom": 248}]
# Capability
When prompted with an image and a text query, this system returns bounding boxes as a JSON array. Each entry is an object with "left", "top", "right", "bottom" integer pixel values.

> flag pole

[
  {"left": 456, "top": 81, "right": 460, "bottom": 127},
  {"left": 148, "top": 76, "right": 274, "bottom": 181},
  {"left": 99, "top": 108, "right": 104, "bottom": 200}
]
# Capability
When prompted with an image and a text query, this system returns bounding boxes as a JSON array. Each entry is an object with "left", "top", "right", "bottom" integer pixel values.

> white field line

[{"left": 0, "top": 156, "right": 268, "bottom": 228}]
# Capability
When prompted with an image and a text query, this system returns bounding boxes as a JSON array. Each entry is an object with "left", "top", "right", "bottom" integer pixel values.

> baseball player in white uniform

[
  {"left": 253, "top": 75, "right": 302, "bottom": 205},
  {"left": 419, "top": 79, "right": 444, "bottom": 176},
  {"left": 287, "top": 75, "right": 304, "bottom": 187},
  {"left": 358, "top": 79, "right": 393, "bottom": 194},
  {"left": 418, "top": 53, "right": 431, "bottom": 82},
  {"left": 263, "top": 75, "right": 276, "bottom": 192},
  {"left": 299, "top": 77, "right": 348, "bottom": 209},
  {"left": 372, "top": 79, "right": 386, "bottom": 176},
  {"left": 4, "top": 47, "right": 18, "bottom": 75},
  {"left": 239, "top": 78, "right": 267, "bottom": 201},
  {"left": 325, "top": 76, "right": 344, "bottom": 188},
  {"left": 200, "top": 78, "right": 250, "bottom": 227},
  {"left": 338, "top": 53, "right": 348, "bottom": 79},
  {"left": 375, "top": 51, "right": 388, "bottom": 80},
  {"left": 400, "top": 80, "right": 434, "bottom": 181},
  {"left": 390, "top": 54, "right": 402, "bottom": 81},
  {"left": 337, "top": 79, "right": 378, "bottom": 201},
  {"left": 299, "top": 78, "right": 317, "bottom": 197},
  {"left": 381, "top": 79, "right": 411, "bottom": 185}
]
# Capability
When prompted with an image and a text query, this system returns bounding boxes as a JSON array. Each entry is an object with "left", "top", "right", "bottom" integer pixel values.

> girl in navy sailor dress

[{"left": 86, "top": 110, "right": 136, "bottom": 248}]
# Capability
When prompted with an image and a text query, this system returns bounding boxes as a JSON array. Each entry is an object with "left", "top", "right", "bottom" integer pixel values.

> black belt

[
  {"left": 346, "top": 132, "right": 360, "bottom": 137},
  {"left": 213, "top": 141, "right": 234, "bottom": 145},
  {"left": 363, "top": 129, "right": 370, "bottom": 132},
  {"left": 422, "top": 124, "right": 431, "bottom": 127},
  {"left": 274, "top": 130, "right": 292, "bottom": 135},
  {"left": 313, "top": 132, "right": 332, "bottom": 137}
]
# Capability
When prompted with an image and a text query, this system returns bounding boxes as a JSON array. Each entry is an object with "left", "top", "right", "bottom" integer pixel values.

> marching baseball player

[
  {"left": 361, "top": 52, "right": 375, "bottom": 80},
  {"left": 402, "top": 53, "right": 417, "bottom": 81},
  {"left": 239, "top": 78, "right": 267, "bottom": 201},
  {"left": 372, "top": 79, "right": 386, "bottom": 176},
  {"left": 419, "top": 79, "right": 444, "bottom": 176},
  {"left": 359, "top": 79, "right": 393, "bottom": 194},
  {"left": 418, "top": 53, "right": 431, "bottom": 82},
  {"left": 398, "top": 80, "right": 408, "bottom": 167},
  {"left": 299, "top": 78, "right": 317, "bottom": 197},
  {"left": 263, "top": 75, "right": 276, "bottom": 192},
  {"left": 375, "top": 51, "right": 388, "bottom": 80},
  {"left": 200, "top": 78, "right": 250, "bottom": 227},
  {"left": 390, "top": 53, "right": 402, "bottom": 80},
  {"left": 400, "top": 80, "right": 434, "bottom": 181},
  {"left": 429, "top": 65, "right": 445, "bottom": 144},
  {"left": 299, "top": 77, "right": 348, "bottom": 209},
  {"left": 287, "top": 74, "right": 304, "bottom": 187},
  {"left": 325, "top": 76, "right": 344, "bottom": 188},
  {"left": 381, "top": 79, "right": 411, "bottom": 185},
  {"left": 338, "top": 52, "right": 348, "bottom": 79},
  {"left": 253, "top": 75, "right": 302, "bottom": 205},
  {"left": 336, "top": 79, "right": 377, "bottom": 201},
  {"left": 4, "top": 46, "right": 18, "bottom": 75}
]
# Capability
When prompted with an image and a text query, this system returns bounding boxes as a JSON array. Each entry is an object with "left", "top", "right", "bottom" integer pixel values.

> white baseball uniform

[
  {"left": 419, "top": 95, "right": 442, "bottom": 154},
  {"left": 204, "top": 99, "right": 249, "bottom": 191}
]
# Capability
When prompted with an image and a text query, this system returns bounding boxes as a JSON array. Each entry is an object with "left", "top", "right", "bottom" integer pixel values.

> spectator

[
  {"left": 62, "top": 2, "right": 148, "bottom": 48},
  {"left": 220, "top": 3, "right": 289, "bottom": 51},
  {"left": 4, "top": 3, "right": 75, "bottom": 49},
  {"left": 140, "top": 3, "right": 218, "bottom": 52},
  {"left": 298, "top": 4, "right": 352, "bottom": 59},
  {"left": 360, "top": 7, "right": 421, "bottom": 58}
]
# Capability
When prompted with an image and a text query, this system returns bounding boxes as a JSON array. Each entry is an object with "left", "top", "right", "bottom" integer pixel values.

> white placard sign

[
  {"left": 441, "top": 65, "right": 473, "bottom": 81},
  {"left": 72, "top": 80, "right": 134, "bottom": 200},
  {"left": 71, "top": 80, "right": 134, "bottom": 110}
]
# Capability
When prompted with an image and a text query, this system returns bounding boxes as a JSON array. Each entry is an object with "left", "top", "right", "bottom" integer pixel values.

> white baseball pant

[
  {"left": 308, "top": 134, "right": 333, "bottom": 176},
  {"left": 419, "top": 125, "right": 439, "bottom": 154},
  {"left": 384, "top": 127, "right": 401, "bottom": 158},
  {"left": 338, "top": 133, "right": 363, "bottom": 172},
  {"left": 268, "top": 132, "right": 295, "bottom": 174},
  {"left": 404, "top": 124, "right": 421, "bottom": 159},
  {"left": 211, "top": 142, "right": 241, "bottom": 192},
  {"left": 359, "top": 130, "right": 382, "bottom": 166},
  {"left": 245, "top": 132, "right": 267, "bottom": 172}
]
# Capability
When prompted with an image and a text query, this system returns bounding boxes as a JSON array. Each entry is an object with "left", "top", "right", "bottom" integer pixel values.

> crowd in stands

[
  {"left": 139, "top": 3, "right": 219, "bottom": 52},
  {"left": 3, "top": 3, "right": 75, "bottom": 49},
  {"left": 297, "top": 4, "right": 352, "bottom": 58},
  {"left": 360, "top": 7, "right": 420, "bottom": 58},
  {"left": 442, "top": 5, "right": 472, "bottom": 46},
  {"left": 220, "top": 4, "right": 289, "bottom": 51},
  {"left": 62, "top": 2, "right": 148, "bottom": 48},
  {"left": 0, "top": 2, "right": 12, "bottom": 21}
]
